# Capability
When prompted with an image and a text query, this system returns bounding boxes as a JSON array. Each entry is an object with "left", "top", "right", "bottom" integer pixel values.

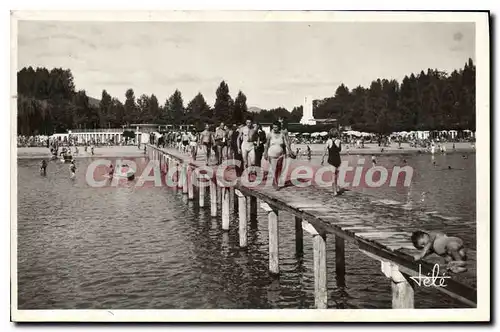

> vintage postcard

[{"left": 10, "top": 10, "right": 490, "bottom": 322}]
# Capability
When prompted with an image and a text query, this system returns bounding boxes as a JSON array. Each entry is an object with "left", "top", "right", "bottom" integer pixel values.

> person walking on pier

[
  {"left": 321, "top": 129, "right": 342, "bottom": 196},
  {"left": 238, "top": 118, "right": 257, "bottom": 171},
  {"left": 214, "top": 122, "right": 227, "bottom": 165},
  {"left": 189, "top": 128, "right": 199, "bottom": 161},
  {"left": 254, "top": 123, "right": 267, "bottom": 167},
  {"left": 264, "top": 121, "right": 287, "bottom": 189},
  {"left": 200, "top": 124, "right": 214, "bottom": 166}
]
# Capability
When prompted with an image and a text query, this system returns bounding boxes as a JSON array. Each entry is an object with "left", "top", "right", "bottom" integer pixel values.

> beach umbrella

[
  {"left": 320, "top": 131, "right": 328, "bottom": 136},
  {"left": 301, "top": 132, "right": 310, "bottom": 136},
  {"left": 311, "top": 132, "right": 320, "bottom": 137}
]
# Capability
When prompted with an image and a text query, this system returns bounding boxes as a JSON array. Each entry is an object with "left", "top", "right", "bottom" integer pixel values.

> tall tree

[
  {"left": 165, "top": 90, "right": 184, "bottom": 125},
  {"left": 124, "top": 88, "right": 137, "bottom": 125},
  {"left": 186, "top": 92, "right": 212, "bottom": 126},
  {"left": 233, "top": 91, "right": 248, "bottom": 125},
  {"left": 213, "top": 81, "right": 232, "bottom": 123}
]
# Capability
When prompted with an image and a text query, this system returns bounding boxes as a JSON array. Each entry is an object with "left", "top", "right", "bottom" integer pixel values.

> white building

[{"left": 67, "top": 128, "right": 124, "bottom": 143}]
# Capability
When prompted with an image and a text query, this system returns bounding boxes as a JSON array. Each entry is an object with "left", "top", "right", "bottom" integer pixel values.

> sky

[{"left": 17, "top": 21, "right": 475, "bottom": 110}]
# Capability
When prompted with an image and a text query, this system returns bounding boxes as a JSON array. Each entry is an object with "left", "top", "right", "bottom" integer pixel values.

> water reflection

[{"left": 17, "top": 153, "right": 474, "bottom": 309}]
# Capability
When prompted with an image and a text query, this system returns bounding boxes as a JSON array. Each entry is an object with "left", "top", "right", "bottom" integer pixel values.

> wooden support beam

[
  {"left": 210, "top": 179, "right": 217, "bottom": 217},
  {"left": 335, "top": 235, "right": 346, "bottom": 288},
  {"left": 222, "top": 187, "right": 230, "bottom": 231},
  {"left": 295, "top": 216, "right": 303, "bottom": 256},
  {"left": 261, "top": 202, "right": 279, "bottom": 274},
  {"left": 235, "top": 190, "right": 247, "bottom": 248}
]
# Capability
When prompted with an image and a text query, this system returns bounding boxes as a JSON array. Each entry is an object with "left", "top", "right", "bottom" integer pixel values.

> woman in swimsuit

[
  {"left": 321, "top": 129, "right": 342, "bottom": 196},
  {"left": 264, "top": 121, "right": 287, "bottom": 189}
]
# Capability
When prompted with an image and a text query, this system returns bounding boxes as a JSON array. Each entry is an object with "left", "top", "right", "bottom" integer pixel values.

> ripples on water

[{"left": 17, "top": 153, "right": 475, "bottom": 309}]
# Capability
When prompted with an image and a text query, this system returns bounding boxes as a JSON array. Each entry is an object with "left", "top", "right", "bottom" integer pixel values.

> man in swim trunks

[
  {"left": 238, "top": 118, "right": 257, "bottom": 170},
  {"left": 214, "top": 122, "right": 227, "bottom": 165},
  {"left": 199, "top": 124, "right": 214, "bottom": 166},
  {"left": 411, "top": 230, "right": 467, "bottom": 273}
]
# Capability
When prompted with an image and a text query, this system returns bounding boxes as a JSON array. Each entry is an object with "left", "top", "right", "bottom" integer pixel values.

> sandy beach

[
  {"left": 292, "top": 141, "right": 475, "bottom": 156},
  {"left": 16, "top": 146, "right": 147, "bottom": 159}
]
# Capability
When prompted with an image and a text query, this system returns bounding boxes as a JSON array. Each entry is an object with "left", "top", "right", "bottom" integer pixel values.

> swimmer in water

[
  {"left": 264, "top": 121, "right": 287, "bottom": 189},
  {"left": 108, "top": 163, "right": 114, "bottom": 177},
  {"left": 411, "top": 230, "right": 468, "bottom": 273},
  {"left": 321, "top": 129, "right": 342, "bottom": 196},
  {"left": 69, "top": 160, "right": 76, "bottom": 178}
]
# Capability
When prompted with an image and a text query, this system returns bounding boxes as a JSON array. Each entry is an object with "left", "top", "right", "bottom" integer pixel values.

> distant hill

[
  {"left": 248, "top": 106, "right": 262, "bottom": 113},
  {"left": 88, "top": 96, "right": 100, "bottom": 107}
]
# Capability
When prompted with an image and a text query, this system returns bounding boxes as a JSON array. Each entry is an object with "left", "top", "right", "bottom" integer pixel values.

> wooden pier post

[
  {"left": 210, "top": 179, "right": 217, "bottom": 217},
  {"left": 302, "top": 220, "right": 328, "bottom": 309},
  {"left": 261, "top": 203, "right": 279, "bottom": 274},
  {"left": 235, "top": 190, "right": 247, "bottom": 247},
  {"left": 381, "top": 261, "right": 415, "bottom": 308},
  {"left": 222, "top": 187, "right": 230, "bottom": 231},
  {"left": 335, "top": 235, "right": 346, "bottom": 288},
  {"left": 182, "top": 164, "right": 188, "bottom": 194},
  {"left": 198, "top": 175, "right": 205, "bottom": 207},
  {"left": 177, "top": 162, "right": 183, "bottom": 189},
  {"left": 188, "top": 166, "right": 194, "bottom": 200},
  {"left": 294, "top": 216, "right": 303, "bottom": 255}
]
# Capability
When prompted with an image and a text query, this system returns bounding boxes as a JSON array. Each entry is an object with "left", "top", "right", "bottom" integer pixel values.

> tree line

[{"left": 17, "top": 58, "right": 475, "bottom": 136}]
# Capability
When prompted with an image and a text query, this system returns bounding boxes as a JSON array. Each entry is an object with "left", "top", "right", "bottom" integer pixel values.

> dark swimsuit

[{"left": 327, "top": 140, "right": 341, "bottom": 168}]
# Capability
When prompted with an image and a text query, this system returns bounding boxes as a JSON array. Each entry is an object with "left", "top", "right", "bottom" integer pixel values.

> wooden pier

[{"left": 146, "top": 144, "right": 477, "bottom": 308}]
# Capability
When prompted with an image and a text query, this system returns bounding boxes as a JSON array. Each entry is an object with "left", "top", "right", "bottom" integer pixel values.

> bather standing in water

[
  {"left": 264, "top": 121, "right": 287, "bottom": 189},
  {"left": 321, "top": 129, "right": 342, "bottom": 196},
  {"left": 40, "top": 159, "right": 47, "bottom": 175}
]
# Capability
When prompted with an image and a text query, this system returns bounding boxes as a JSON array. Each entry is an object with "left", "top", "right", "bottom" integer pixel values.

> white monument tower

[{"left": 300, "top": 95, "right": 316, "bottom": 125}]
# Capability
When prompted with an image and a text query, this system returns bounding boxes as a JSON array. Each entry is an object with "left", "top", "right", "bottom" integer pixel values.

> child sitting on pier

[{"left": 411, "top": 230, "right": 467, "bottom": 273}]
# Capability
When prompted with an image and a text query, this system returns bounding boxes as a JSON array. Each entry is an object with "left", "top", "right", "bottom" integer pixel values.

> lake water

[{"left": 17, "top": 151, "right": 475, "bottom": 309}]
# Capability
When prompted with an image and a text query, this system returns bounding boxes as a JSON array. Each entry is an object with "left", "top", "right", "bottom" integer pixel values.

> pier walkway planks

[{"left": 147, "top": 144, "right": 477, "bottom": 307}]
